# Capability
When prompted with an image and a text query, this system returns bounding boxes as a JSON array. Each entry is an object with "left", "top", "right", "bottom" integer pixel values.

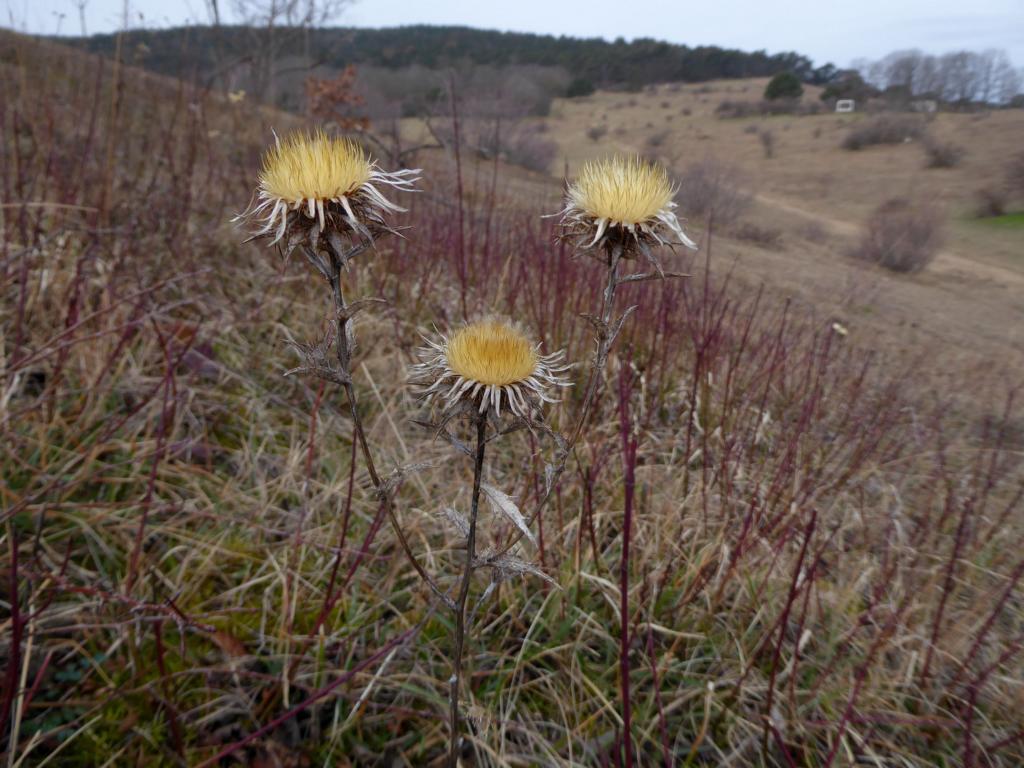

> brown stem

[
  {"left": 449, "top": 415, "right": 488, "bottom": 768},
  {"left": 491, "top": 242, "right": 623, "bottom": 561},
  {"left": 567, "top": 244, "right": 622, "bottom": 450},
  {"left": 313, "top": 242, "right": 449, "bottom": 606}
]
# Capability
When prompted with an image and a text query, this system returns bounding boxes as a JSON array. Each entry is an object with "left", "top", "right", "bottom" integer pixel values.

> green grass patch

[{"left": 973, "top": 211, "right": 1024, "bottom": 229}]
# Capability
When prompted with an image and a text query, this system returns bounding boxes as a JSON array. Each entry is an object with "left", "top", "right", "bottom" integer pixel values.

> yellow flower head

[
  {"left": 413, "top": 319, "right": 571, "bottom": 419},
  {"left": 446, "top": 321, "right": 539, "bottom": 386},
  {"left": 555, "top": 155, "right": 697, "bottom": 252},
  {"left": 259, "top": 130, "right": 372, "bottom": 203},
  {"left": 569, "top": 155, "right": 673, "bottom": 226},
  {"left": 236, "top": 129, "right": 419, "bottom": 246}
]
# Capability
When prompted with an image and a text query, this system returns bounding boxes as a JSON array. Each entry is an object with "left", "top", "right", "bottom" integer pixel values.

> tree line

[
  {"left": 854, "top": 49, "right": 1022, "bottom": 106},
  {"left": 59, "top": 24, "right": 836, "bottom": 109}
]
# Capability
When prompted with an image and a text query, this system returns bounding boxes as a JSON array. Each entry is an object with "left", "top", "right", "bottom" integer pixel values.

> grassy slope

[
  {"left": 527, "top": 80, "right": 1024, "bottom": 381},
  {"left": 3, "top": 33, "right": 1024, "bottom": 766}
]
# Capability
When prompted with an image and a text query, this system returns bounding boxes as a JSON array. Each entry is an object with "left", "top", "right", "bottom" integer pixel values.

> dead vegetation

[
  {"left": 856, "top": 197, "right": 944, "bottom": 272},
  {"left": 3, "top": 32, "right": 1024, "bottom": 767},
  {"left": 841, "top": 114, "right": 929, "bottom": 150}
]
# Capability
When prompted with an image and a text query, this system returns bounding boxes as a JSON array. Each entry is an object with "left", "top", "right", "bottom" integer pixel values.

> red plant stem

[
  {"left": 0, "top": 525, "right": 22, "bottom": 744},
  {"left": 762, "top": 509, "right": 817, "bottom": 758},
  {"left": 920, "top": 493, "right": 974, "bottom": 682},
  {"left": 125, "top": 320, "right": 181, "bottom": 592}
]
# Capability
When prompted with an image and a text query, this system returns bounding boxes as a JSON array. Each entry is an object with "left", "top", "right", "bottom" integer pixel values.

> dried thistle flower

[
  {"left": 236, "top": 129, "right": 419, "bottom": 245},
  {"left": 413, "top": 320, "right": 570, "bottom": 421},
  {"left": 556, "top": 155, "right": 697, "bottom": 253}
]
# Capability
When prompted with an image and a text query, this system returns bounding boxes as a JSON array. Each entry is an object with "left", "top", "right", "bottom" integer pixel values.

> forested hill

[{"left": 60, "top": 24, "right": 835, "bottom": 91}]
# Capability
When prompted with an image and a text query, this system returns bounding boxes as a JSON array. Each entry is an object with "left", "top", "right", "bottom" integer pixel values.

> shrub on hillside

[
  {"left": 716, "top": 98, "right": 822, "bottom": 119},
  {"left": 505, "top": 127, "right": 558, "bottom": 172},
  {"left": 566, "top": 77, "right": 595, "bottom": 98},
  {"left": 975, "top": 186, "right": 1008, "bottom": 218},
  {"left": 1007, "top": 152, "right": 1024, "bottom": 200},
  {"left": 734, "top": 221, "right": 783, "bottom": 249},
  {"left": 586, "top": 124, "right": 608, "bottom": 142},
  {"left": 675, "top": 158, "right": 752, "bottom": 228},
  {"left": 646, "top": 129, "right": 669, "bottom": 149},
  {"left": 842, "top": 115, "right": 928, "bottom": 150},
  {"left": 856, "top": 198, "right": 943, "bottom": 273},
  {"left": 764, "top": 71, "right": 804, "bottom": 101},
  {"left": 923, "top": 139, "right": 965, "bottom": 168}
]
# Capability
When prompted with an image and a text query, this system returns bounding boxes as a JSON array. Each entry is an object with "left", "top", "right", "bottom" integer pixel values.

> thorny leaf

[
  {"left": 580, "top": 312, "right": 609, "bottom": 339},
  {"left": 377, "top": 460, "right": 438, "bottom": 499},
  {"left": 439, "top": 506, "right": 471, "bottom": 538},
  {"left": 283, "top": 329, "right": 350, "bottom": 385},
  {"left": 283, "top": 364, "right": 350, "bottom": 385},
  {"left": 637, "top": 239, "right": 666, "bottom": 280},
  {"left": 325, "top": 230, "right": 372, "bottom": 267},
  {"left": 337, "top": 297, "right": 387, "bottom": 322},
  {"left": 544, "top": 462, "right": 557, "bottom": 496},
  {"left": 616, "top": 270, "right": 689, "bottom": 285},
  {"left": 412, "top": 418, "right": 474, "bottom": 456},
  {"left": 475, "top": 550, "right": 559, "bottom": 588},
  {"left": 609, "top": 305, "right": 639, "bottom": 346},
  {"left": 481, "top": 483, "right": 536, "bottom": 546}
]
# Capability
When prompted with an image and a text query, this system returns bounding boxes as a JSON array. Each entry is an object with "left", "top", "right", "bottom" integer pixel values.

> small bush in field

[
  {"left": 716, "top": 98, "right": 819, "bottom": 119},
  {"left": 566, "top": 77, "right": 595, "bottom": 98},
  {"left": 764, "top": 71, "right": 804, "bottom": 101},
  {"left": 856, "top": 197, "right": 943, "bottom": 273},
  {"left": 675, "top": 158, "right": 752, "bottom": 228},
  {"left": 801, "top": 220, "right": 829, "bottom": 243},
  {"left": 1007, "top": 151, "right": 1024, "bottom": 200},
  {"left": 716, "top": 99, "right": 760, "bottom": 118},
  {"left": 734, "top": 221, "right": 783, "bottom": 249},
  {"left": 842, "top": 115, "right": 927, "bottom": 150},
  {"left": 586, "top": 124, "right": 608, "bottom": 142},
  {"left": 923, "top": 139, "right": 965, "bottom": 168},
  {"left": 646, "top": 129, "right": 669, "bottom": 148},
  {"left": 506, "top": 129, "right": 558, "bottom": 172},
  {"left": 975, "top": 186, "right": 1008, "bottom": 218}
]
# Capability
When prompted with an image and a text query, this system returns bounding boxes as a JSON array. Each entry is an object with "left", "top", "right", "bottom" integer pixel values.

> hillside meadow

[{"left": 3, "top": 30, "right": 1024, "bottom": 767}]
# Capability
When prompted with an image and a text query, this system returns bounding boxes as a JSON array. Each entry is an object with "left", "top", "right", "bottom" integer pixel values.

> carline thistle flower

[
  {"left": 237, "top": 129, "right": 420, "bottom": 246},
  {"left": 556, "top": 155, "right": 697, "bottom": 254},
  {"left": 413, "top": 320, "right": 571, "bottom": 421}
]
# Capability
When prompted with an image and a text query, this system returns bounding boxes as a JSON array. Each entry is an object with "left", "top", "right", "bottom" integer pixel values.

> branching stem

[
  {"left": 490, "top": 241, "right": 624, "bottom": 561},
  {"left": 303, "top": 241, "right": 449, "bottom": 606}
]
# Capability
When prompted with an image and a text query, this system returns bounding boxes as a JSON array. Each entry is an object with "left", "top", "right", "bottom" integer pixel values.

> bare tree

[
  {"left": 859, "top": 48, "right": 1023, "bottom": 106},
  {"left": 231, "top": 0, "right": 351, "bottom": 103}
]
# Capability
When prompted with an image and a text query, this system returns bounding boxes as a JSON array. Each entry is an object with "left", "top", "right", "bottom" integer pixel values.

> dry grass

[{"left": 3, "top": 32, "right": 1024, "bottom": 767}]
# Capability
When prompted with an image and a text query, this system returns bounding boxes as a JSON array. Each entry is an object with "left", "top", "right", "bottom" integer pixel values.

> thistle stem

[
  {"left": 491, "top": 242, "right": 622, "bottom": 560},
  {"left": 311, "top": 243, "right": 449, "bottom": 606},
  {"left": 567, "top": 243, "right": 622, "bottom": 450},
  {"left": 449, "top": 415, "right": 488, "bottom": 768}
]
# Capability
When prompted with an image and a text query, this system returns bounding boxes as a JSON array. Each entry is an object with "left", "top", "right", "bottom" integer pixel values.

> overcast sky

[{"left": 6, "top": 0, "right": 1024, "bottom": 69}]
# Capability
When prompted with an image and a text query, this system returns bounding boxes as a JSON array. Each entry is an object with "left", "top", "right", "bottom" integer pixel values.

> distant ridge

[{"left": 57, "top": 24, "right": 836, "bottom": 92}]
